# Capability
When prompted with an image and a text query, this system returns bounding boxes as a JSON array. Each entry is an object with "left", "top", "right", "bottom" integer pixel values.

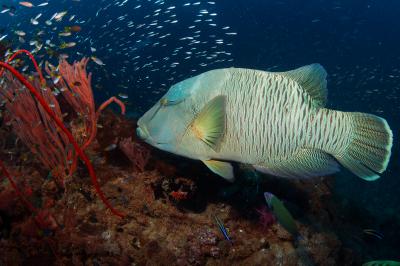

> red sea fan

[
  {"left": 119, "top": 137, "right": 151, "bottom": 172},
  {"left": 46, "top": 58, "right": 126, "bottom": 175},
  {"left": 0, "top": 50, "right": 126, "bottom": 218},
  {"left": 1, "top": 71, "right": 74, "bottom": 185}
]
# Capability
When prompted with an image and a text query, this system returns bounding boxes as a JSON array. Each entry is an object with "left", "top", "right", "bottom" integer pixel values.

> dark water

[{"left": 0, "top": 0, "right": 399, "bottom": 259}]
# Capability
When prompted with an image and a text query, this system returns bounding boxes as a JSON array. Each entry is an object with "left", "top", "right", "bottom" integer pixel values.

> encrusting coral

[{"left": 0, "top": 50, "right": 399, "bottom": 265}]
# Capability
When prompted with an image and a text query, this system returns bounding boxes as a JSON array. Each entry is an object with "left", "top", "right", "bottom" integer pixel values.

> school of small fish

[{"left": 0, "top": 0, "right": 236, "bottom": 114}]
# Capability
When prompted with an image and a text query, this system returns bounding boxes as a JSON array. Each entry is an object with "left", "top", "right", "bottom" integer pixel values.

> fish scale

[
  {"left": 220, "top": 69, "right": 307, "bottom": 164},
  {"left": 215, "top": 67, "right": 388, "bottom": 179}
]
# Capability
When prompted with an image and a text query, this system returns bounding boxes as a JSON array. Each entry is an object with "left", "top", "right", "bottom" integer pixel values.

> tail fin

[{"left": 334, "top": 112, "right": 392, "bottom": 181}]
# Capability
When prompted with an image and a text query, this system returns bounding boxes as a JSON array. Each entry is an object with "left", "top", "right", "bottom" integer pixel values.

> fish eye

[
  {"left": 160, "top": 98, "right": 169, "bottom": 106},
  {"left": 159, "top": 98, "right": 184, "bottom": 107},
  {"left": 148, "top": 97, "right": 185, "bottom": 122}
]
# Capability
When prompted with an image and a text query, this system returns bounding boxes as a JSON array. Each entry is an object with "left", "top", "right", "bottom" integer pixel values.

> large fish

[{"left": 137, "top": 64, "right": 393, "bottom": 182}]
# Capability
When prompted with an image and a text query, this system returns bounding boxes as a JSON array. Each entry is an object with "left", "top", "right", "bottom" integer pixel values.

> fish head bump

[{"left": 137, "top": 75, "right": 200, "bottom": 157}]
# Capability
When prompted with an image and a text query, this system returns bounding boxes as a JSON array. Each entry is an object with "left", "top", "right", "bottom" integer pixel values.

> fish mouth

[
  {"left": 136, "top": 126, "right": 150, "bottom": 141},
  {"left": 136, "top": 125, "right": 168, "bottom": 146}
]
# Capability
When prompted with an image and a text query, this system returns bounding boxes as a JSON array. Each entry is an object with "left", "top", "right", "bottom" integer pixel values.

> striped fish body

[
  {"left": 179, "top": 67, "right": 340, "bottom": 178},
  {"left": 137, "top": 64, "right": 392, "bottom": 181},
  {"left": 212, "top": 69, "right": 325, "bottom": 159}
]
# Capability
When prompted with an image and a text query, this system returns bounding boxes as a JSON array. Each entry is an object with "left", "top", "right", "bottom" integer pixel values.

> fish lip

[
  {"left": 136, "top": 125, "right": 168, "bottom": 147},
  {"left": 136, "top": 126, "right": 149, "bottom": 141}
]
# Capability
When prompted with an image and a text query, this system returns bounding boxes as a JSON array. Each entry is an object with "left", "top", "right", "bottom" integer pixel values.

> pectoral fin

[
  {"left": 203, "top": 159, "right": 234, "bottom": 182},
  {"left": 191, "top": 95, "right": 226, "bottom": 151}
]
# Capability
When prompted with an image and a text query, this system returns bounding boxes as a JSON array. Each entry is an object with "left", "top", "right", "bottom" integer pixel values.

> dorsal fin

[{"left": 280, "top": 63, "right": 328, "bottom": 108}]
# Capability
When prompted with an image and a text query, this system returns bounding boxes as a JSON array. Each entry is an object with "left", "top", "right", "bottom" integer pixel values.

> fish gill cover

[{"left": 0, "top": 0, "right": 399, "bottom": 265}]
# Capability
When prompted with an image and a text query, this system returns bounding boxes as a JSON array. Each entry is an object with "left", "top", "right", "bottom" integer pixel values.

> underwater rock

[
  {"left": 306, "top": 232, "right": 341, "bottom": 265},
  {"left": 0, "top": 110, "right": 396, "bottom": 265}
]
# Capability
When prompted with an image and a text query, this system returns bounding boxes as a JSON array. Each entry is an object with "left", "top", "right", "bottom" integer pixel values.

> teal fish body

[
  {"left": 362, "top": 260, "right": 400, "bottom": 266},
  {"left": 264, "top": 192, "right": 299, "bottom": 237},
  {"left": 137, "top": 64, "right": 393, "bottom": 181}
]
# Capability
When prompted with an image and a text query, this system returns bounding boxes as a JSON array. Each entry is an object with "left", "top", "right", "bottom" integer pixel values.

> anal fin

[{"left": 254, "top": 148, "right": 339, "bottom": 179}]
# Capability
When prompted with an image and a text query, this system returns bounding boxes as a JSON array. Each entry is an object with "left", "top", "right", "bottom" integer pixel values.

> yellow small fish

[
  {"left": 91, "top": 56, "right": 105, "bottom": 66},
  {"left": 59, "top": 31, "right": 71, "bottom": 37},
  {"left": 65, "top": 25, "right": 81, "bottom": 32},
  {"left": 59, "top": 42, "right": 76, "bottom": 49},
  {"left": 53, "top": 75, "right": 61, "bottom": 84}
]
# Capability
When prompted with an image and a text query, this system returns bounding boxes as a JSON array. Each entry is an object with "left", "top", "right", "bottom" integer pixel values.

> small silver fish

[
  {"left": 59, "top": 31, "right": 71, "bottom": 37},
  {"left": 118, "top": 93, "right": 128, "bottom": 99},
  {"left": 14, "top": 30, "right": 26, "bottom": 36},
  {"left": 363, "top": 229, "right": 384, "bottom": 240},
  {"left": 104, "top": 143, "right": 117, "bottom": 151},
  {"left": 91, "top": 56, "right": 105, "bottom": 66},
  {"left": 53, "top": 75, "right": 61, "bottom": 84},
  {"left": 30, "top": 18, "right": 39, "bottom": 25},
  {"left": 52, "top": 11, "right": 68, "bottom": 21}
]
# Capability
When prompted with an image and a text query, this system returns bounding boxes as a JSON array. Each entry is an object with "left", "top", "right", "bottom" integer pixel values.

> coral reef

[
  {"left": 0, "top": 52, "right": 127, "bottom": 218},
  {"left": 1, "top": 110, "right": 399, "bottom": 265},
  {"left": 0, "top": 51, "right": 399, "bottom": 266},
  {"left": 0, "top": 40, "right": 10, "bottom": 61}
]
